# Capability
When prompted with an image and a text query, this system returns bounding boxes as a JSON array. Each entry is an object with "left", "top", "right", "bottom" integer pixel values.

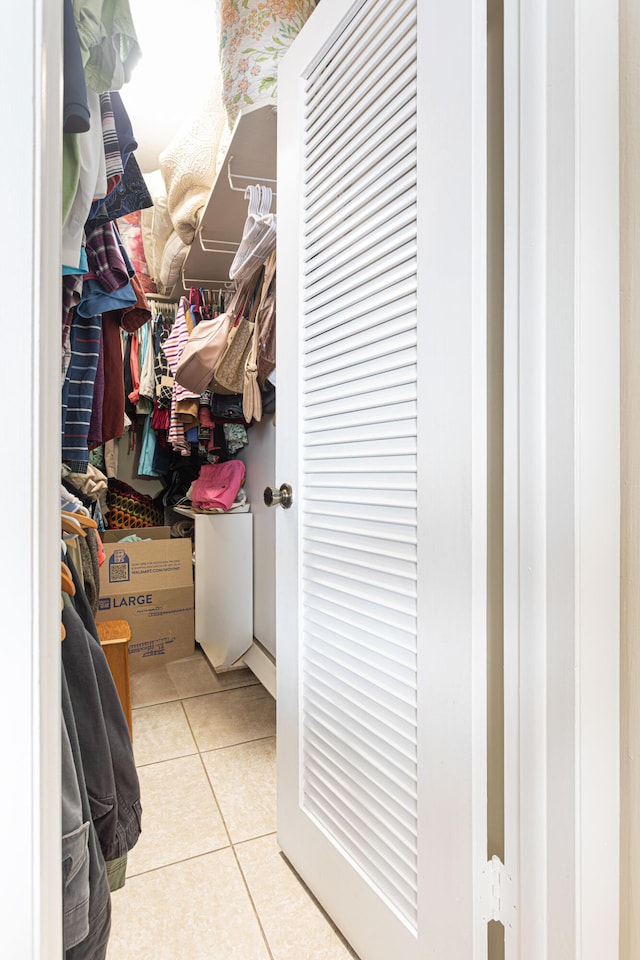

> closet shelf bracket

[{"left": 227, "top": 156, "right": 277, "bottom": 195}]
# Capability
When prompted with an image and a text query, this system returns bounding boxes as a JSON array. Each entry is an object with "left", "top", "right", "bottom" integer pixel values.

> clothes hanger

[
  {"left": 60, "top": 595, "right": 67, "bottom": 642},
  {"left": 61, "top": 513, "right": 87, "bottom": 538},
  {"left": 61, "top": 561, "right": 75, "bottom": 596},
  {"left": 258, "top": 185, "right": 273, "bottom": 217},
  {"left": 229, "top": 185, "right": 273, "bottom": 280},
  {"left": 230, "top": 184, "right": 277, "bottom": 281},
  {"left": 61, "top": 509, "right": 97, "bottom": 530}
]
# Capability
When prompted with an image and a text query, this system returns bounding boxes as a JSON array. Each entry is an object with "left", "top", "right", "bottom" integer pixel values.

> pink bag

[{"left": 190, "top": 460, "right": 246, "bottom": 512}]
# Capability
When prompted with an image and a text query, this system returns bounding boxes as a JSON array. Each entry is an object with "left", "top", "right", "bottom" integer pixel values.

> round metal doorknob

[{"left": 263, "top": 483, "right": 293, "bottom": 509}]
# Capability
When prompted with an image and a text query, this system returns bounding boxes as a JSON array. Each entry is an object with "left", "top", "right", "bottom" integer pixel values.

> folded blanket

[{"left": 160, "top": 78, "right": 230, "bottom": 246}]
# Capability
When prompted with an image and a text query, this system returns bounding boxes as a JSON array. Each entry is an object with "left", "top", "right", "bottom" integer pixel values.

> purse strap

[
  {"left": 227, "top": 264, "right": 264, "bottom": 326},
  {"left": 247, "top": 251, "right": 277, "bottom": 372},
  {"left": 247, "top": 266, "right": 267, "bottom": 324},
  {"left": 261, "top": 249, "right": 277, "bottom": 300}
]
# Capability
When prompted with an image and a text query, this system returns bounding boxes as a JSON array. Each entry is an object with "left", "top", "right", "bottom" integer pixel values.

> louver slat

[
  {"left": 305, "top": 0, "right": 406, "bottom": 113},
  {"left": 305, "top": 241, "right": 417, "bottom": 316},
  {"left": 304, "top": 399, "right": 417, "bottom": 434},
  {"left": 300, "top": 0, "right": 419, "bottom": 930},
  {"left": 304, "top": 783, "right": 418, "bottom": 918},
  {"left": 303, "top": 665, "right": 417, "bottom": 753},
  {"left": 305, "top": 103, "right": 417, "bottom": 216},
  {"left": 305, "top": 334, "right": 417, "bottom": 383},
  {"left": 305, "top": 0, "right": 412, "bottom": 134},
  {"left": 305, "top": 686, "right": 417, "bottom": 783},
  {"left": 304, "top": 372, "right": 417, "bottom": 412},
  {"left": 304, "top": 470, "right": 417, "bottom": 491},
  {"left": 305, "top": 157, "right": 416, "bottom": 256},
  {"left": 304, "top": 591, "right": 416, "bottom": 654},
  {"left": 305, "top": 214, "right": 417, "bottom": 302},
  {"left": 304, "top": 138, "right": 416, "bottom": 244},
  {"left": 303, "top": 524, "right": 417, "bottom": 563},
  {"left": 304, "top": 349, "right": 417, "bottom": 398},
  {"left": 305, "top": 276, "right": 417, "bottom": 336},
  {"left": 305, "top": 718, "right": 417, "bottom": 819},
  {"left": 304, "top": 547, "right": 417, "bottom": 593},
  {"left": 304, "top": 609, "right": 417, "bottom": 680},
  {"left": 304, "top": 744, "right": 418, "bottom": 869},
  {"left": 303, "top": 453, "right": 416, "bottom": 474},
  {"left": 304, "top": 732, "right": 418, "bottom": 857},
  {"left": 304, "top": 552, "right": 416, "bottom": 600},
  {"left": 304, "top": 498, "right": 417, "bottom": 528},
  {"left": 306, "top": 55, "right": 417, "bottom": 188}
]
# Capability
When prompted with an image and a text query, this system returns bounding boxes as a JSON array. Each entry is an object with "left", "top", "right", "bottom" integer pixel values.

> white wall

[
  {"left": 0, "top": 0, "right": 63, "bottom": 955},
  {"left": 620, "top": 1, "right": 640, "bottom": 953}
]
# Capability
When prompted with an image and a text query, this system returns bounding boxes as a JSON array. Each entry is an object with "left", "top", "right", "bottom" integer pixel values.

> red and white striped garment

[{"left": 162, "top": 297, "right": 200, "bottom": 455}]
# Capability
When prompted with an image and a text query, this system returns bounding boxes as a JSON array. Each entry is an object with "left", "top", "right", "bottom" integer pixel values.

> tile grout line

[
  {"left": 179, "top": 698, "right": 276, "bottom": 960},
  {"left": 134, "top": 749, "right": 198, "bottom": 769},
  {"left": 229, "top": 844, "right": 276, "bottom": 960},
  {"left": 232, "top": 829, "right": 278, "bottom": 848},
  {"left": 134, "top": 731, "right": 276, "bottom": 770},
  {"left": 126, "top": 844, "right": 233, "bottom": 880},
  {"left": 130, "top": 677, "right": 260, "bottom": 712}
]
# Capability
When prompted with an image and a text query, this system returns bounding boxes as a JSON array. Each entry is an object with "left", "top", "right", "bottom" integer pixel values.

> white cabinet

[
  {"left": 194, "top": 513, "right": 253, "bottom": 670},
  {"left": 239, "top": 417, "right": 276, "bottom": 658}
]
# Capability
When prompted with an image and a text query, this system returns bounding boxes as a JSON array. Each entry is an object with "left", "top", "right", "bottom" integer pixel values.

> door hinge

[{"left": 480, "top": 856, "right": 515, "bottom": 927}]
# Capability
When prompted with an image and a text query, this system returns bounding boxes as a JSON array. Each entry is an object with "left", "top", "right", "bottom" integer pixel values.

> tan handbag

[
  {"left": 243, "top": 251, "right": 277, "bottom": 423},
  {"left": 174, "top": 312, "right": 232, "bottom": 394},
  {"left": 256, "top": 251, "right": 276, "bottom": 387},
  {"left": 211, "top": 317, "right": 255, "bottom": 395},
  {"left": 211, "top": 267, "right": 264, "bottom": 396}
]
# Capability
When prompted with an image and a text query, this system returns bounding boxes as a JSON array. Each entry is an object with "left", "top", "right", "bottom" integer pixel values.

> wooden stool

[{"left": 97, "top": 619, "right": 133, "bottom": 740}]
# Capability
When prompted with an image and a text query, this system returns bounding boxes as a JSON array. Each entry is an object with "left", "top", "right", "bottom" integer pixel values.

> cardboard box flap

[
  {"left": 103, "top": 538, "right": 193, "bottom": 592},
  {"left": 102, "top": 526, "right": 172, "bottom": 543}
]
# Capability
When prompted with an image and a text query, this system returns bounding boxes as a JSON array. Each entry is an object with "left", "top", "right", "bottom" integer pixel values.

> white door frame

[
  {"left": 2, "top": 0, "right": 620, "bottom": 956},
  {"left": 0, "top": 0, "right": 63, "bottom": 957},
  {"left": 504, "top": 0, "right": 620, "bottom": 957}
]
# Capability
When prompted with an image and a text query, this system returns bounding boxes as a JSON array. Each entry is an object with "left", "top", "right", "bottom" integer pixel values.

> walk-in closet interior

[
  {"left": 60, "top": 2, "right": 347, "bottom": 958},
  {"left": 45, "top": 0, "right": 623, "bottom": 957}
]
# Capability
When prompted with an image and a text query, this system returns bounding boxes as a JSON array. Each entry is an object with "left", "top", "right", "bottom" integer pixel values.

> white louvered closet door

[{"left": 276, "top": 2, "right": 488, "bottom": 958}]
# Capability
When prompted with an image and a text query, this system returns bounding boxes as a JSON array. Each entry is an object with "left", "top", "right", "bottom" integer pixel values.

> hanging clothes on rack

[
  {"left": 60, "top": 4, "right": 145, "bottom": 955},
  {"left": 163, "top": 297, "right": 202, "bottom": 456},
  {"left": 60, "top": 514, "right": 141, "bottom": 959}
]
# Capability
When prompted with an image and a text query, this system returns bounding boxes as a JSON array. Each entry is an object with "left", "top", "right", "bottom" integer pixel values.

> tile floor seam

[
  {"left": 134, "top": 680, "right": 260, "bottom": 710},
  {"left": 196, "top": 735, "right": 276, "bottom": 960},
  {"left": 131, "top": 678, "right": 258, "bottom": 711},
  {"left": 232, "top": 831, "right": 278, "bottom": 849},
  {"left": 132, "top": 752, "right": 202, "bottom": 772},
  {"left": 230, "top": 844, "right": 276, "bottom": 960},
  {"left": 144, "top": 697, "right": 274, "bottom": 959},
  {"left": 134, "top": 749, "right": 199, "bottom": 769},
  {"left": 198, "top": 734, "right": 277, "bottom": 753},
  {"left": 126, "top": 843, "right": 234, "bottom": 880}
]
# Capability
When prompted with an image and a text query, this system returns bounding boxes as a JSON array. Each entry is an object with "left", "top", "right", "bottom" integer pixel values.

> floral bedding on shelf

[{"left": 216, "top": 0, "right": 316, "bottom": 124}]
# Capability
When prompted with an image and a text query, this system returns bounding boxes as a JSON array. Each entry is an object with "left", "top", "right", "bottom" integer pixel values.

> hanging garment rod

[{"left": 148, "top": 289, "right": 178, "bottom": 302}]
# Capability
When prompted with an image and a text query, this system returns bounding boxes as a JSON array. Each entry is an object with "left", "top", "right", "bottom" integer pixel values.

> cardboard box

[
  {"left": 97, "top": 529, "right": 195, "bottom": 671},
  {"left": 102, "top": 526, "right": 172, "bottom": 544}
]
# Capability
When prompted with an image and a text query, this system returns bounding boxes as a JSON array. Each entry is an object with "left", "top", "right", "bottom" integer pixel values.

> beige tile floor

[{"left": 107, "top": 648, "right": 358, "bottom": 960}]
